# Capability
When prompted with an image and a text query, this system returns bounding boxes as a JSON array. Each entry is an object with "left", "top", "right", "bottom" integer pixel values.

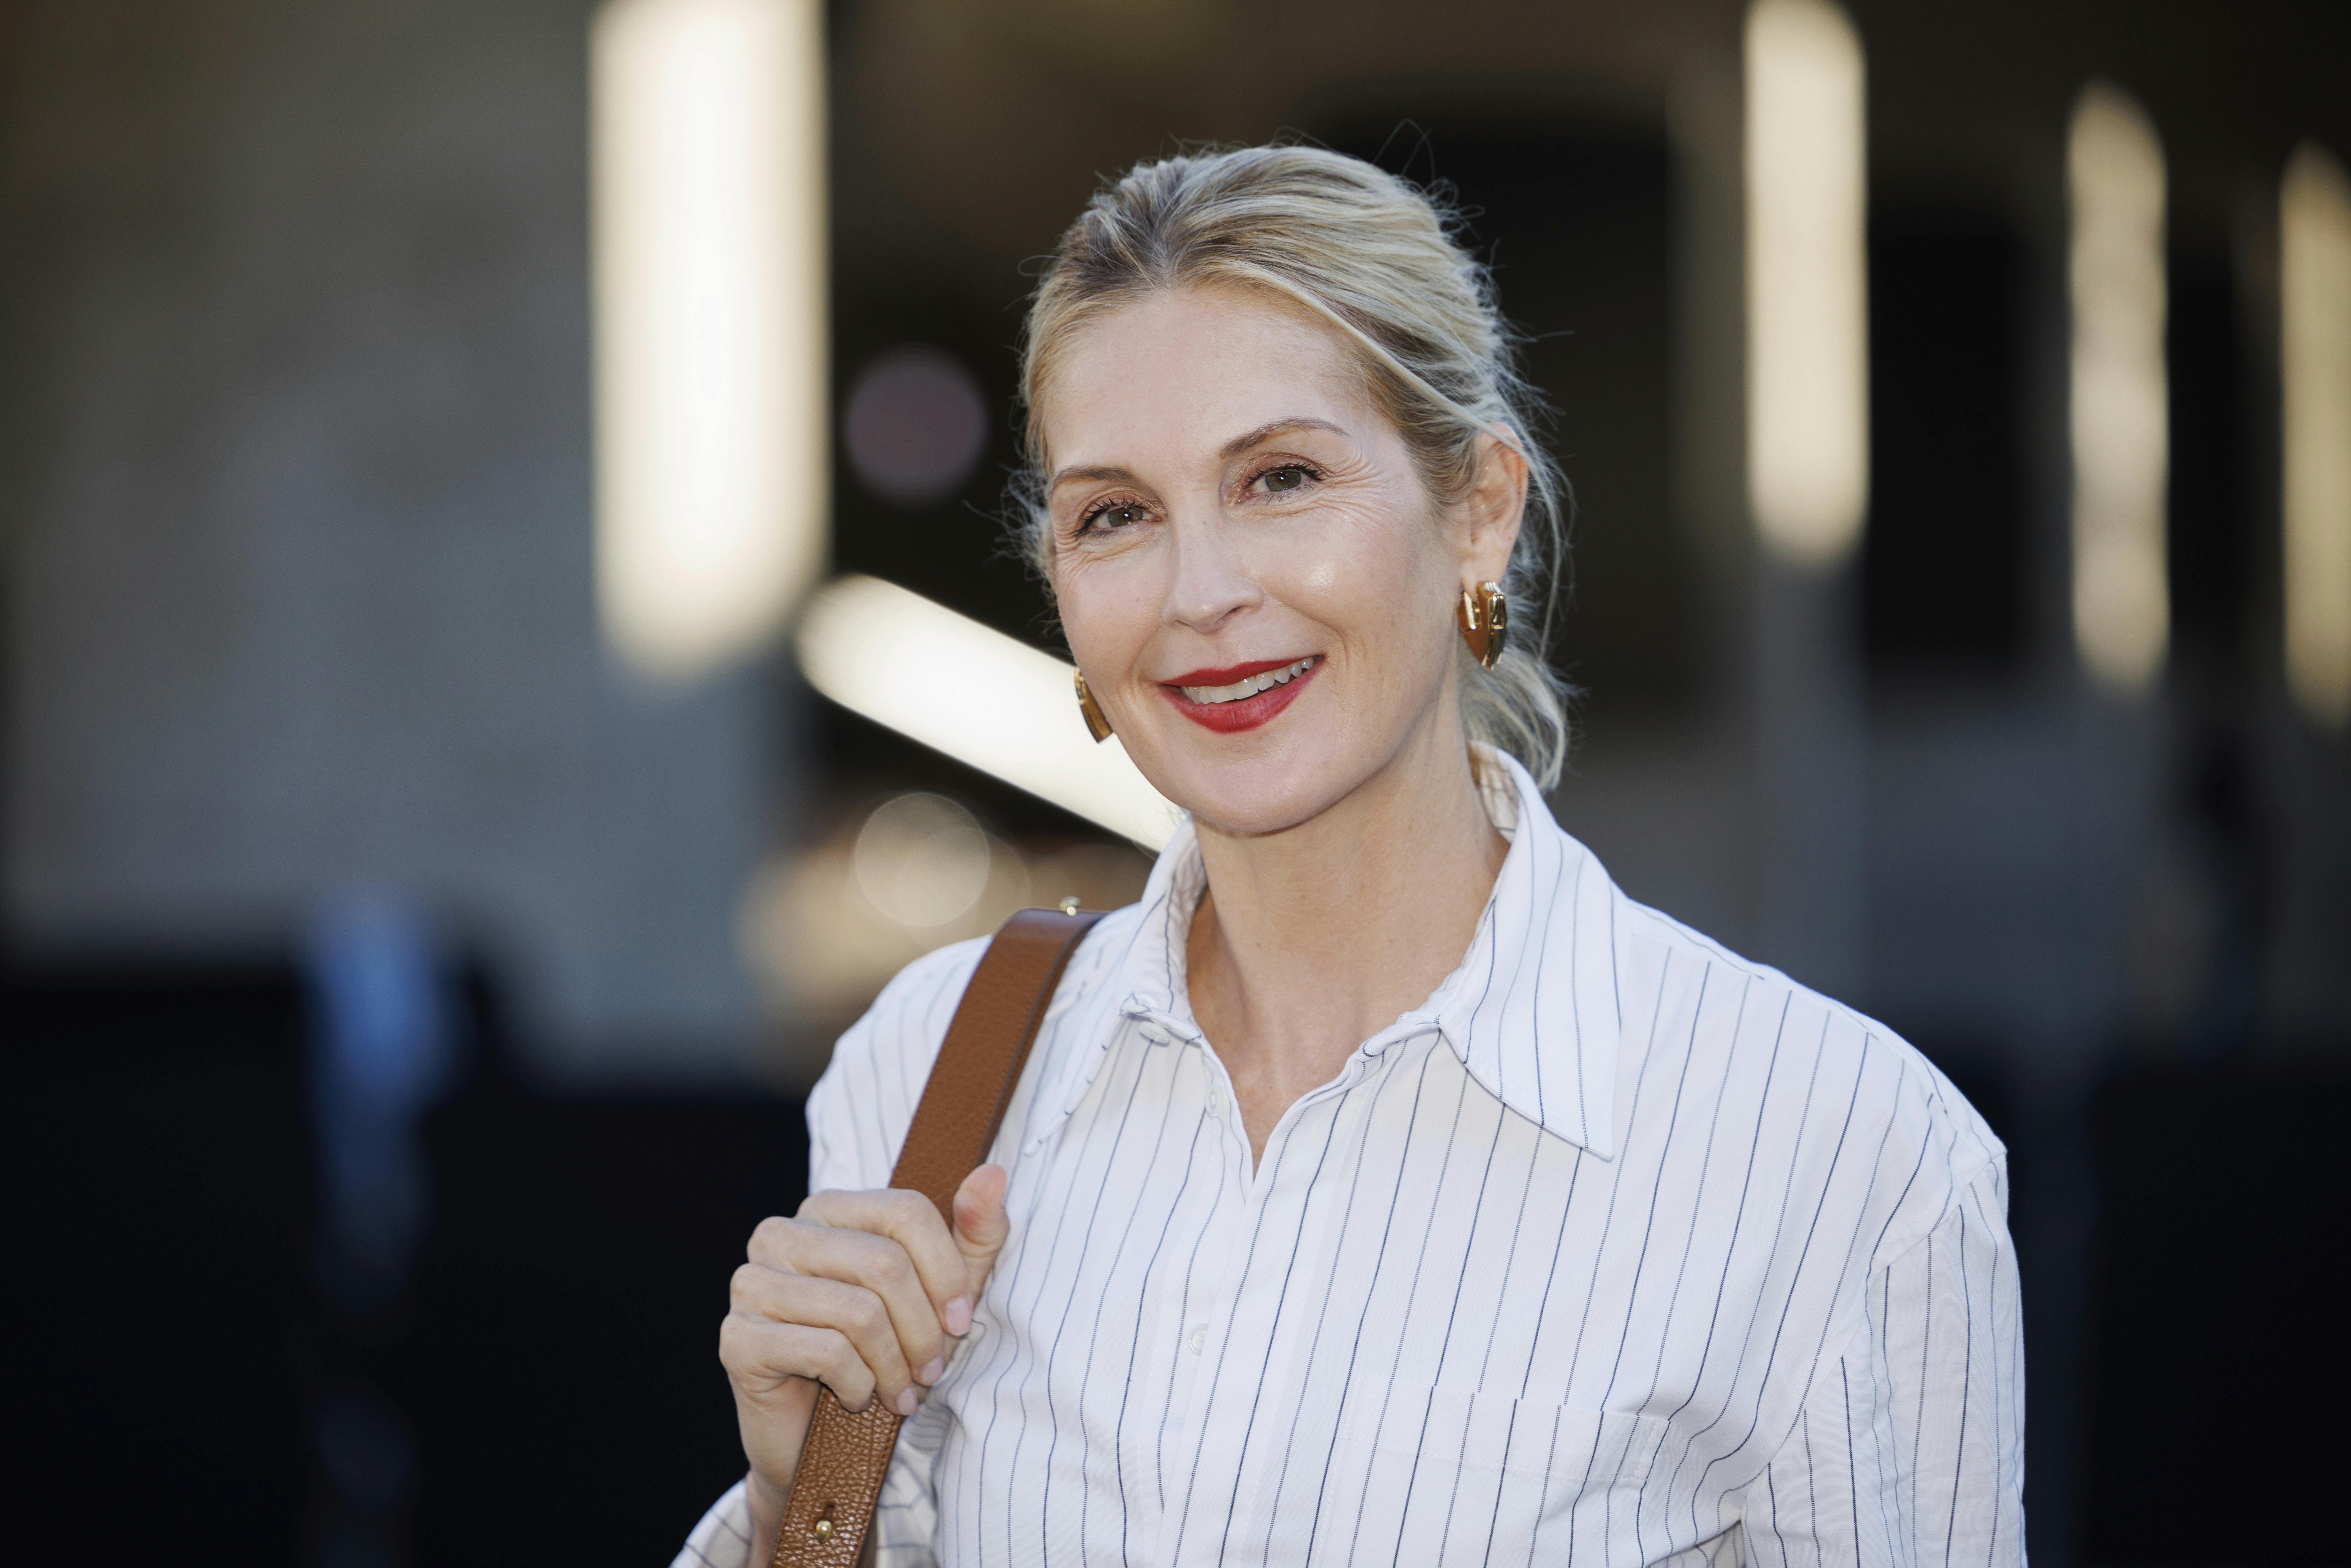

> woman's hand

[{"left": 722, "top": 1164, "right": 1012, "bottom": 1556}]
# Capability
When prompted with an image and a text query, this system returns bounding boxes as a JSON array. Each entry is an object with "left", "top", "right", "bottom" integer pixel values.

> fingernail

[
  {"left": 943, "top": 1296, "right": 972, "bottom": 1336},
  {"left": 917, "top": 1356, "right": 945, "bottom": 1385},
  {"left": 893, "top": 1387, "right": 918, "bottom": 1417}
]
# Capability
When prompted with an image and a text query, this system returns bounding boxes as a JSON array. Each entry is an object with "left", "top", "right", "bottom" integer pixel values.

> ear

[{"left": 1459, "top": 425, "right": 1528, "bottom": 587}]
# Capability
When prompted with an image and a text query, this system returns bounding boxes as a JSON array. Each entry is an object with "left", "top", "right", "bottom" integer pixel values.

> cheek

[
  {"left": 1054, "top": 555, "right": 1161, "bottom": 674},
  {"left": 1275, "top": 507, "right": 1450, "bottom": 654}
]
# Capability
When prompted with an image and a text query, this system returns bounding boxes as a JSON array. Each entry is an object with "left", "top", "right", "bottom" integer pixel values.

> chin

[{"left": 1138, "top": 732, "right": 1360, "bottom": 840}]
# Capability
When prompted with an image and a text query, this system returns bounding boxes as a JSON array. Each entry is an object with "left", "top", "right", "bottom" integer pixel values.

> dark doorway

[{"left": 1864, "top": 203, "right": 2030, "bottom": 680}]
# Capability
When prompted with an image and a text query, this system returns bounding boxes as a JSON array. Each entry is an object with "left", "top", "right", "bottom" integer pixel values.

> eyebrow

[
  {"left": 1218, "top": 416, "right": 1349, "bottom": 458},
  {"left": 1046, "top": 417, "right": 1351, "bottom": 491},
  {"left": 1047, "top": 463, "right": 1139, "bottom": 491}
]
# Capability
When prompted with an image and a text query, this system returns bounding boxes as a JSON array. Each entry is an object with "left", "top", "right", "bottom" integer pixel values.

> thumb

[{"left": 950, "top": 1163, "right": 1012, "bottom": 1301}]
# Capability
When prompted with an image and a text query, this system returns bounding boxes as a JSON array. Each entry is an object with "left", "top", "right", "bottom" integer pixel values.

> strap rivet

[{"left": 813, "top": 1502, "right": 834, "bottom": 1540}]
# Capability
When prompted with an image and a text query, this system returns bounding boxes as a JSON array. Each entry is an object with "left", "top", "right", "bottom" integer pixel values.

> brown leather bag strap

[{"left": 769, "top": 906, "right": 1105, "bottom": 1568}]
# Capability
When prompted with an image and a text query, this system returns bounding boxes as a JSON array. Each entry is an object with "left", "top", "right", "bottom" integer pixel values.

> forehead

[{"left": 1038, "top": 285, "right": 1374, "bottom": 468}]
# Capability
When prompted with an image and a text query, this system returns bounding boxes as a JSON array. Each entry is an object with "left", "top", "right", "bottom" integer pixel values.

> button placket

[
  {"left": 1160, "top": 1081, "right": 1367, "bottom": 1565},
  {"left": 1157, "top": 1028, "right": 1422, "bottom": 1559},
  {"left": 1150, "top": 1040, "right": 1254, "bottom": 1507}
]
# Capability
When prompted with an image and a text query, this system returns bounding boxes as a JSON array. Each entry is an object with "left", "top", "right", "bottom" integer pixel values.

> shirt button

[{"left": 1185, "top": 1323, "right": 1208, "bottom": 1356}]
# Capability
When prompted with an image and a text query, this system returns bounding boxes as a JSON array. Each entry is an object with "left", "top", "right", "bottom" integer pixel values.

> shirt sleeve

[
  {"left": 805, "top": 937, "right": 994, "bottom": 1194},
  {"left": 872, "top": 1421, "right": 946, "bottom": 1566},
  {"left": 1742, "top": 1158, "right": 2026, "bottom": 1566},
  {"left": 808, "top": 940, "right": 994, "bottom": 1566},
  {"left": 669, "top": 1479, "right": 756, "bottom": 1568},
  {"left": 672, "top": 940, "right": 995, "bottom": 1568}
]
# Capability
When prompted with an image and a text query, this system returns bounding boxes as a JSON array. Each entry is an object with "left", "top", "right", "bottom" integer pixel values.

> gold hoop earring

[
  {"left": 1074, "top": 669, "right": 1113, "bottom": 742},
  {"left": 1457, "top": 581, "right": 1508, "bottom": 669}
]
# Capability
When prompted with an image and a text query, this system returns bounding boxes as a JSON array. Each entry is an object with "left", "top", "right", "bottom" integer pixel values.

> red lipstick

[
  {"left": 1159, "top": 655, "right": 1321, "bottom": 733},
  {"left": 1164, "top": 657, "right": 1305, "bottom": 686}
]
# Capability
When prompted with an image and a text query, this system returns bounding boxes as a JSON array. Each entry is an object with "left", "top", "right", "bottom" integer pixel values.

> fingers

[
  {"left": 795, "top": 1188, "right": 972, "bottom": 1331},
  {"left": 951, "top": 1165, "right": 1012, "bottom": 1323},
  {"left": 725, "top": 1179, "right": 1017, "bottom": 1511},
  {"left": 765, "top": 1206, "right": 957, "bottom": 1382},
  {"left": 731, "top": 1176, "right": 1011, "bottom": 1431},
  {"left": 723, "top": 1307, "right": 882, "bottom": 1415},
  {"left": 726, "top": 1267, "right": 912, "bottom": 1413}
]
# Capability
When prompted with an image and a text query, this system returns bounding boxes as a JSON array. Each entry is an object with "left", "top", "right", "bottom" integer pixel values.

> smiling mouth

[
  {"left": 1159, "top": 655, "right": 1322, "bottom": 734},
  {"left": 1177, "top": 656, "right": 1319, "bottom": 706}
]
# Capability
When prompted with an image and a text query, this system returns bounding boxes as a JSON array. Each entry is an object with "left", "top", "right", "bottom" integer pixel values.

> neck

[{"left": 1185, "top": 720, "right": 1510, "bottom": 1159}]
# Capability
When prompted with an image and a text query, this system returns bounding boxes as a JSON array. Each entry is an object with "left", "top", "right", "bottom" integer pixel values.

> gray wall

[
  {"left": 1, "top": 0, "right": 771, "bottom": 1073},
  {"left": 4, "top": 0, "right": 2343, "bottom": 1088}
]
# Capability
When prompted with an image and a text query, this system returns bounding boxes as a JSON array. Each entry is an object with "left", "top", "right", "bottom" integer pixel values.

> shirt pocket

[{"left": 1336, "top": 1383, "right": 1667, "bottom": 1565}]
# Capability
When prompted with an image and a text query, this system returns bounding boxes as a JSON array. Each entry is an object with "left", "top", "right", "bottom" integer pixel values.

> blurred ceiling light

[
  {"left": 738, "top": 806, "right": 1149, "bottom": 1035},
  {"left": 796, "top": 575, "right": 1181, "bottom": 849},
  {"left": 844, "top": 346, "right": 991, "bottom": 507},
  {"left": 1745, "top": 0, "right": 1870, "bottom": 568},
  {"left": 2282, "top": 141, "right": 2351, "bottom": 729},
  {"left": 853, "top": 794, "right": 994, "bottom": 927},
  {"left": 2067, "top": 82, "right": 2169, "bottom": 695},
  {"left": 591, "top": 0, "right": 827, "bottom": 681}
]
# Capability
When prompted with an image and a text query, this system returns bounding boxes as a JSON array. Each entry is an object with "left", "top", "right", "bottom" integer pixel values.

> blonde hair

[{"left": 1013, "top": 143, "right": 1574, "bottom": 787}]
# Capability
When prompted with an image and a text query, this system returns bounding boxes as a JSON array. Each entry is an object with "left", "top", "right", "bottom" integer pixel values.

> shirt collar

[{"left": 1023, "top": 747, "right": 1626, "bottom": 1159}]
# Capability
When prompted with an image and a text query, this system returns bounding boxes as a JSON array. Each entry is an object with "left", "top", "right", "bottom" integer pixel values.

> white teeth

[{"left": 1180, "top": 657, "right": 1317, "bottom": 705}]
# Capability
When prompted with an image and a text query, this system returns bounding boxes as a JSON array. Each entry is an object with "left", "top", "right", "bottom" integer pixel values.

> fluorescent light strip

[
  {"left": 1745, "top": 0, "right": 1870, "bottom": 568},
  {"left": 796, "top": 575, "right": 1182, "bottom": 851},
  {"left": 591, "top": 0, "right": 827, "bottom": 681},
  {"left": 2282, "top": 141, "right": 2351, "bottom": 729},
  {"left": 2067, "top": 82, "right": 2170, "bottom": 694}
]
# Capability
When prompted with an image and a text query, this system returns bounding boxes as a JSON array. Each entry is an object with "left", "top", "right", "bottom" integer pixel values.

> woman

[{"left": 682, "top": 146, "right": 2022, "bottom": 1566}]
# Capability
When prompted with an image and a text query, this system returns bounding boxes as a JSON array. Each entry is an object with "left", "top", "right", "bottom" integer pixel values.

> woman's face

[{"left": 1040, "top": 286, "right": 1521, "bottom": 837}]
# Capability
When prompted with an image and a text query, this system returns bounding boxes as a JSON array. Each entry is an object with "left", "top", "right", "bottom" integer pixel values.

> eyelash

[
  {"left": 1071, "top": 462, "right": 1325, "bottom": 536},
  {"left": 1248, "top": 460, "right": 1323, "bottom": 496},
  {"left": 1075, "top": 497, "right": 1147, "bottom": 535}
]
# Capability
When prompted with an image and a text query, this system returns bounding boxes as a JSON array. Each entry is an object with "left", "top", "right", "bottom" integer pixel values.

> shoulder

[
  {"left": 805, "top": 905, "right": 1147, "bottom": 1187},
  {"left": 803, "top": 937, "right": 993, "bottom": 1188},
  {"left": 1613, "top": 894, "right": 2006, "bottom": 1268}
]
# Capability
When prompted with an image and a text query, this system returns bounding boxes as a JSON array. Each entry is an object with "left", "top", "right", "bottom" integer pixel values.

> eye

[
  {"left": 1255, "top": 464, "right": 1317, "bottom": 495},
  {"left": 1078, "top": 500, "right": 1147, "bottom": 534}
]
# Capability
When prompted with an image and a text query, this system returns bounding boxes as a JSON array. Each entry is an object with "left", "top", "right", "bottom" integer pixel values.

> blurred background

[{"left": 3, "top": 0, "right": 2346, "bottom": 1563}]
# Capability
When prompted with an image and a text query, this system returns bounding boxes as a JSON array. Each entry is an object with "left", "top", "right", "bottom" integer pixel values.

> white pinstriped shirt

[{"left": 678, "top": 751, "right": 2024, "bottom": 1567}]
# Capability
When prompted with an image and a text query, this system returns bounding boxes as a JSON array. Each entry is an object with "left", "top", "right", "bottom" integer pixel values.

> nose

[{"left": 1162, "top": 518, "right": 1262, "bottom": 635}]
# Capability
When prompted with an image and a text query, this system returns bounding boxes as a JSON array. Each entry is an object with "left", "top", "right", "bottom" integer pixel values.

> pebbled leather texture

[{"left": 770, "top": 908, "right": 1105, "bottom": 1568}]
